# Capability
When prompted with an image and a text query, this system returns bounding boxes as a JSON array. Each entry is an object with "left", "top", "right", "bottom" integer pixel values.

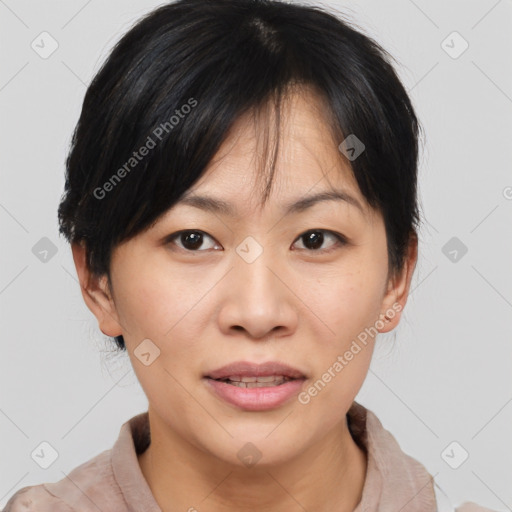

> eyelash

[{"left": 166, "top": 229, "right": 348, "bottom": 254}]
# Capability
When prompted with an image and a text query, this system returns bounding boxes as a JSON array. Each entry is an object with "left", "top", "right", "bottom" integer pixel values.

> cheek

[
  {"left": 112, "top": 257, "right": 201, "bottom": 341},
  {"left": 116, "top": 281, "right": 170, "bottom": 339},
  {"left": 299, "top": 276, "right": 379, "bottom": 424},
  {"left": 307, "top": 260, "right": 385, "bottom": 342},
  {"left": 297, "top": 248, "right": 386, "bottom": 406},
  {"left": 341, "top": 234, "right": 389, "bottom": 326},
  {"left": 114, "top": 261, "right": 210, "bottom": 381}
]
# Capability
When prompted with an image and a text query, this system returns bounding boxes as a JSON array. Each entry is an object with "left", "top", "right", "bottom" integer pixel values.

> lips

[
  {"left": 205, "top": 360, "right": 307, "bottom": 381},
  {"left": 203, "top": 361, "right": 307, "bottom": 411}
]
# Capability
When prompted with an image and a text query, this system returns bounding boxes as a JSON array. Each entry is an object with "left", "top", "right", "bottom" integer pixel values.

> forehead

[{"left": 178, "top": 89, "right": 370, "bottom": 218}]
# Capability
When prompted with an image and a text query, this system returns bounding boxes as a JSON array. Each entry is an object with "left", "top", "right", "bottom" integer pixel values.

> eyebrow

[{"left": 178, "top": 190, "right": 365, "bottom": 217}]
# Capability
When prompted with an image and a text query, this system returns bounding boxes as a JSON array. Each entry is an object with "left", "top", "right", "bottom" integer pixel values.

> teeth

[
  {"left": 215, "top": 375, "right": 295, "bottom": 387},
  {"left": 225, "top": 375, "right": 291, "bottom": 383},
  {"left": 252, "top": 375, "right": 283, "bottom": 383},
  {"left": 227, "top": 379, "right": 286, "bottom": 388}
]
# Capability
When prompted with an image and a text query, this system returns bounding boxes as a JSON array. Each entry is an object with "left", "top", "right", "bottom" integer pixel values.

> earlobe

[
  {"left": 71, "top": 242, "right": 123, "bottom": 337},
  {"left": 377, "top": 302, "right": 403, "bottom": 334}
]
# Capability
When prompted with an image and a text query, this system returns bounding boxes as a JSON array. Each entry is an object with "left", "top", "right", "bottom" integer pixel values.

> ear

[
  {"left": 71, "top": 241, "right": 123, "bottom": 337},
  {"left": 377, "top": 232, "right": 418, "bottom": 333}
]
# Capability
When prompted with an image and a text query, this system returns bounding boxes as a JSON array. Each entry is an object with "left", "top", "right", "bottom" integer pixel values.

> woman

[{"left": 3, "top": 0, "right": 498, "bottom": 510}]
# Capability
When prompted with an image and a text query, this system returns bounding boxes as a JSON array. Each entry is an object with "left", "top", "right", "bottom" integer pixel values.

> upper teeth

[{"left": 224, "top": 375, "right": 291, "bottom": 383}]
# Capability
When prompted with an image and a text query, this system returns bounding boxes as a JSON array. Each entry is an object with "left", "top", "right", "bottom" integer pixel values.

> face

[{"left": 74, "top": 89, "right": 416, "bottom": 469}]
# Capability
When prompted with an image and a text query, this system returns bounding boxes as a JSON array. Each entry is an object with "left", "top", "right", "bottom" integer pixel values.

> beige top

[{"left": 3, "top": 401, "right": 497, "bottom": 512}]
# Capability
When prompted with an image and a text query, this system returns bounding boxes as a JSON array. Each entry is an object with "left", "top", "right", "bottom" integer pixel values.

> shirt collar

[
  {"left": 112, "top": 401, "right": 437, "bottom": 512},
  {"left": 111, "top": 410, "right": 160, "bottom": 512},
  {"left": 348, "top": 401, "right": 437, "bottom": 511}
]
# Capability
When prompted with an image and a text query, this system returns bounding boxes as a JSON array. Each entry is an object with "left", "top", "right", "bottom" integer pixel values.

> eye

[
  {"left": 167, "top": 230, "right": 221, "bottom": 252},
  {"left": 292, "top": 229, "right": 347, "bottom": 253},
  {"left": 165, "top": 228, "right": 347, "bottom": 253}
]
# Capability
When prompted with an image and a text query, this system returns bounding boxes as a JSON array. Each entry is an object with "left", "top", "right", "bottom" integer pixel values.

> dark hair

[{"left": 58, "top": 0, "right": 423, "bottom": 352}]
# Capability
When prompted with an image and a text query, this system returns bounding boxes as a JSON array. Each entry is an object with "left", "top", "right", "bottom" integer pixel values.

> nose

[{"left": 217, "top": 249, "right": 299, "bottom": 340}]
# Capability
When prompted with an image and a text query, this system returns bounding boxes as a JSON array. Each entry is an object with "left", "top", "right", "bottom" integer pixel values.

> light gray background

[{"left": 1, "top": 0, "right": 511, "bottom": 510}]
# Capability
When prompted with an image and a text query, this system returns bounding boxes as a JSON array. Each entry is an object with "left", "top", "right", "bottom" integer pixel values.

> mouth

[
  {"left": 204, "top": 360, "right": 307, "bottom": 381},
  {"left": 207, "top": 375, "right": 300, "bottom": 388},
  {"left": 203, "top": 361, "right": 307, "bottom": 411}
]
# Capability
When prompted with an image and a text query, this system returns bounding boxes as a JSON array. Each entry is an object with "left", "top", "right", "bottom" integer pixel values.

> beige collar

[
  {"left": 347, "top": 401, "right": 437, "bottom": 511},
  {"left": 110, "top": 401, "right": 437, "bottom": 512}
]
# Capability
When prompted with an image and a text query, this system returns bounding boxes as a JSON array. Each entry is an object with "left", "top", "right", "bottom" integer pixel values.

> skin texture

[{"left": 72, "top": 89, "right": 418, "bottom": 512}]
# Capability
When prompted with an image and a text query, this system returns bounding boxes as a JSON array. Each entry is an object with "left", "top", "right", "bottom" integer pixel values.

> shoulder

[
  {"left": 456, "top": 502, "right": 501, "bottom": 512},
  {"left": 2, "top": 449, "right": 124, "bottom": 512},
  {"left": 2, "top": 484, "right": 72, "bottom": 511}
]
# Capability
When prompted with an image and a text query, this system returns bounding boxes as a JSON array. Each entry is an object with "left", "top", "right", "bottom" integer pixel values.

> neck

[{"left": 138, "top": 407, "right": 367, "bottom": 512}]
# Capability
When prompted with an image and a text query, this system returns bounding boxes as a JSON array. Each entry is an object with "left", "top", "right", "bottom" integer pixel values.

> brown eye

[
  {"left": 293, "top": 230, "right": 347, "bottom": 253},
  {"left": 168, "top": 230, "right": 220, "bottom": 251}
]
